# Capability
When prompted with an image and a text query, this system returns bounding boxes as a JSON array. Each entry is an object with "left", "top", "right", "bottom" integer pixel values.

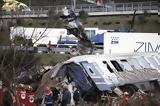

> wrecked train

[{"left": 50, "top": 52, "right": 160, "bottom": 101}]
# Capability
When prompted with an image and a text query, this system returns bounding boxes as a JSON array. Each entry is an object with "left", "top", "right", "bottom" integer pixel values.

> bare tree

[{"left": 0, "top": 1, "right": 55, "bottom": 106}]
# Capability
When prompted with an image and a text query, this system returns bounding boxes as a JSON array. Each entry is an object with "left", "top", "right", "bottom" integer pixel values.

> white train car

[
  {"left": 51, "top": 52, "right": 160, "bottom": 100},
  {"left": 104, "top": 32, "right": 160, "bottom": 54},
  {"left": 10, "top": 27, "right": 104, "bottom": 45}
]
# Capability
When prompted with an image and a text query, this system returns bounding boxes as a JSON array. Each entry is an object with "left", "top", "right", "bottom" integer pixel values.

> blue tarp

[{"left": 90, "top": 33, "right": 104, "bottom": 43}]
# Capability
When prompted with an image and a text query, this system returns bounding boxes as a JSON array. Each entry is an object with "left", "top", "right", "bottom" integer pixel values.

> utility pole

[
  {"left": 71, "top": 0, "right": 76, "bottom": 10},
  {"left": 29, "top": 0, "right": 31, "bottom": 8}
]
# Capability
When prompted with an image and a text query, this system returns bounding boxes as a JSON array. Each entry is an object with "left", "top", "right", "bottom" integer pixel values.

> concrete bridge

[{"left": 0, "top": 1, "right": 158, "bottom": 19}]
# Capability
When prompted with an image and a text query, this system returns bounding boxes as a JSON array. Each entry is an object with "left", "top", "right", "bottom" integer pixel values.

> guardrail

[{"left": 0, "top": 1, "right": 158, "bottom": 18}]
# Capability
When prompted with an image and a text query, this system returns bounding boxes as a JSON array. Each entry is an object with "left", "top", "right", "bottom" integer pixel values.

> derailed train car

[{"left": 51, "top": 52, "right": 160, "bottom": 101}]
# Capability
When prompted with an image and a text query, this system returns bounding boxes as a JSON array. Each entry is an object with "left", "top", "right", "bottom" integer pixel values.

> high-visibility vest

[
  {"left": 27, "top": 93, "right": 35, "bottom": 106},
  {"left": 16, "top": 89, "right": 35, "bottom": 106},
  {"left": 0, "top": 89, "right": 3, "bottom": 106}
]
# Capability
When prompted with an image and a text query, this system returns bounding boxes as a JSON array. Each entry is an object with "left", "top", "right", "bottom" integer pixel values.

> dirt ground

[{"left": 75, "top": 91, "right": 160, "bottom": 106}]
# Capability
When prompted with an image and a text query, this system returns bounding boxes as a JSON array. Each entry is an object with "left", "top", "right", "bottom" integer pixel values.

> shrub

[
  {"left": 84, "top": 21, "right": 88, "bottom": 25},
  {"left": 127, "top": 20, "right": 132, "bottom": 24},
  {"left": 154, "top": 19, "right": 160, "bottom": 24},
  {"left": 54, "top": 20, "right": 63, "bottom": 28},
  {"left": 28, "top": 23, "right": 33, "bottom": 26},
  {"left": 40, "top": 22, "right": 46, "bottom": 26},
  {"left": 94, "top": 21, "right": 98, "bottom": 25},
  {"left": 79, "top": 10, "right": 88, "bottom": 22},
  {"left": 143, "top": 10, "right": 150, "bottom": 16},
  {"left": 115, "top": 21, "right": 120, "bottom": 24},
  {"left": 138, "top": 15, "right": 147, "bottom": 24},
  {"left": 103, "top": 21, "right": 112, "bottom": 25},
  {"left": 16, "top": 19, "right": 23, "bottom": 26}
]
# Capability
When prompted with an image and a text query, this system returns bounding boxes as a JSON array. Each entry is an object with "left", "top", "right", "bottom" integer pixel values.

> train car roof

[{"left": 66, "top": 52, "right": 159, "bottom": 64}]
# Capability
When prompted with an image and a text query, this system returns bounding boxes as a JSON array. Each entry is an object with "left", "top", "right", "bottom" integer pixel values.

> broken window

[
  {"left": 138, "top": 57, "right": 151, "bottom": 69},
  {"left": 147, "top": 57, "right": 159, "bottom": 69},
  {"left": 155, "top": 56, "right": 160, "bottom": 64},
  {"left": 102, "top": 61, "right": 114, "bottom": 73},
  {"left": 81, "top": 62, "right": 100, "bottom": 76},
  {"left": 107, "top": 64, "right": 114, "bottom": 73},
  {"left": 81, "top": 62, "right": 110, "bottom": 91},
  {"left": 127, "top": 58, "right": 142, "bottom": 70},
  {"left": 120, "top": 59, "right": 133, "bottom": 71},
  {"left": 110, "top": 60, "right": 123, "bottom": 72}
]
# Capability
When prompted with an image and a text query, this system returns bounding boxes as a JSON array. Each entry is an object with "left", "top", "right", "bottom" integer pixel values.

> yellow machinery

[{"left": 2, "top": 0, "right": 30, "bottom": 11}]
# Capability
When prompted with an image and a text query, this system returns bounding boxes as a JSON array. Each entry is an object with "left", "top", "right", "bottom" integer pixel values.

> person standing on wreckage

[
  {"left": 60, "top": 7, "right": 94, "bottom": 55},
  {"left": 60, "top": 86, "right": 71, "bottom": 106}
]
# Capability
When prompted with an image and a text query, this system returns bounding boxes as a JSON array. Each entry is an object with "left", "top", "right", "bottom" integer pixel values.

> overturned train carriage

[{"left": 51, "top": 52, "right": 160, "bottom": 101}]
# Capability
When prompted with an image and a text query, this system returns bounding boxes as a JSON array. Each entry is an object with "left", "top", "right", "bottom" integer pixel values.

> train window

[
  {"left": 84, "top": 30, "right": 96, "bottom": 39},
  {"left": 84, "top": 30, "right": 90, "bottom": 38},
  {"left": 111, "top": 60, "right": 123, "bottom": 72},
  {"left": 155, "top": 56, "right": 160, "bottom": 64},
  {"left": 107, "top": 64, "right": 114, "bottom": 73},
  {"left": 120, "top": 59, "right": 133, "bottom": 71},
  {"left": 81, "top": 62, "right": 101, "bottom": 76},
  {"left": 140, "top": 84, "right": 146, "bottom": 90},
  {"left": 103, "top": 61, "right": 107, "bottom": 64},
  {"left": 138, "top": 57, "right": 151, "bottom": 69},
  {"left": 89, "top": 68, "right": 94, "bottom": 74},
  {"left": 91, "top": 30, "right": 96, "bottom": 37},
  {"left": 103, "top": 61, "right": 114, "bottom": 73},
  {"left": 147, "top": 57, "right": 159, "bottom": 69},
  {"left": 93, "top": 63, "right": 105, "bottom": 75},
  {"left": 127, "top": 58, "right": 142, "bottom": 70}
]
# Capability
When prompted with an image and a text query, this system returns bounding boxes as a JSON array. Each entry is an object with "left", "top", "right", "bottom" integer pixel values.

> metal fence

[
  {"left": 1, "top": 1, "right": 159, "bottom": 18},
  {"left": 0, "top": 45, "right": 103, "bottom": 54}
]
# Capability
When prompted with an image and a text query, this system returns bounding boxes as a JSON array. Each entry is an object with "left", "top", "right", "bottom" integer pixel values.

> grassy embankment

[
  {"left": 35, "top": 53, "right": 72, "bottom": 66},
  {"left": 24, "top": 14, "right": 160, "bottom": 34}
]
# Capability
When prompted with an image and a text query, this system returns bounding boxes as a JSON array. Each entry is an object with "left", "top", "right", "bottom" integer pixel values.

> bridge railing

[{"left": 0, "top": 1, "right": 158, "bottom": 18}]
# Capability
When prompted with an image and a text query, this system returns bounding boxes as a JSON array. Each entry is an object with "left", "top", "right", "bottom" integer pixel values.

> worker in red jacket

[
  {"left": 16, "top": 84, "right": 36, "bottom": 106},
  {"left": 119, "top": 92, "right": 129, "bottom": 106}
]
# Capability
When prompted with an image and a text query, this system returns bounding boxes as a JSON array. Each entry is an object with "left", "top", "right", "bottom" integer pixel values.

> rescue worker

[
  {"left": 3, "top": 87, "right": 13, "bottom": 106},
  {"left": 119, "top": 91, "right": 129, "bottom": 106},
  {"left": 44, "top": 87, "right": 53, "bottom": 106},
  {"left": 26, "top": 86, "right": 35, "bottom": 106},
  {"left": 51, "top": 86, "right": 60, "bottom": 106},
  {"left": 60, "top": 86, "right": 71, "bottom": 106},
  {"left": 47, "top": 41, "right": 51, "bottom": 53},
  {"left": 73, "top": 87, "right": 80, "bottom": 105}
]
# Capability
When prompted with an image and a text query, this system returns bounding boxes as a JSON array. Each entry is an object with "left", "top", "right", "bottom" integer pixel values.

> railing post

[
  {"left": 139, "top": 3, "right": 142, "bottom": 10},
  {"left": 149, "top": 1, "right": 151, "bottom": 10},
  {"left": 103, "top": 5, "right": 105, "bottom": 12},
  {"left": 89, "top": 5, "right": 90, "bottom": 12},
  {"left": 40, "top": 8, "right": 43, "bottom": 14},
  {"left": 123, "top": 3, "right": 125, "bottom": 11},
  {"left": 113, "top": 4, "right": 116, "bottom": 12},
  {"left": 90, "top": 6, "right": 92, "bottom": 12}
]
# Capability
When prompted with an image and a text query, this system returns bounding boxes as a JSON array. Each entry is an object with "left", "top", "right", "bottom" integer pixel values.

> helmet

[{"left": 124, "top": 92, "right": 129, "bottom": 95}]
